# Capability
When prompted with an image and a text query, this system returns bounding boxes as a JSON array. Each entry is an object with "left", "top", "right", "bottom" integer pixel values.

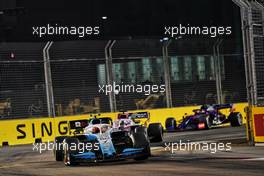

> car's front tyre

[
  {"left": 134, "top": 144, "right": 151, "bottom": 161},
  {"left": 54, "top": 136, "right": 67, "bottom": 161},
  {"left": 229, "top": 112, "right": 243, "bottom": 127},
  {"left": 63, "top": 138, "right": 79, "bottom": 166},
  {"left": 147, "top": 123, "right": 163, "bottom": 142}
]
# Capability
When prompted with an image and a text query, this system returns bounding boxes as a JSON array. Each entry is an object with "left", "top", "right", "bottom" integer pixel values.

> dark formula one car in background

[{"left": 165, "top": 104, "right": 243, "bottom": 131}]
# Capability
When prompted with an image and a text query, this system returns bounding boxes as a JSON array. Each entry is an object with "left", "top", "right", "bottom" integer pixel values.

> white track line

[
  {"left": 242, "top": 158, "right": 264, "bottom": 161},
  {"left": 151, "top": 147, "right": 164, "bottom": 151}
]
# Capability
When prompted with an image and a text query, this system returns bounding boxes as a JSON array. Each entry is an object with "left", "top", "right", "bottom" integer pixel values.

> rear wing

[
  {"left": 69, "top": 117, "right": 113, "bottom": 130},
  {"left": 213, "top": 104, "right": 233, "bottom": 110},
  {"left": 128, "top": 112, "right": 149, "bottom": 119},
  {"left": 129, "top": 112, "right": 150, "bottom": 126},
  {"left": 117, "top": 112, "right": 150, "bottom": 125},
  {"left": 117, "top": 112, "right": 150, "bottom": 119},
  {"left": 69, "top": 120, "right": 89, "bottom": 130}
]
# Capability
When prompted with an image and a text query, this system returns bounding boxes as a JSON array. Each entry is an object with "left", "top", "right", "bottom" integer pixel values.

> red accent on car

[{"left": 198, "top": 123, "right": 205, "bottom": 129}]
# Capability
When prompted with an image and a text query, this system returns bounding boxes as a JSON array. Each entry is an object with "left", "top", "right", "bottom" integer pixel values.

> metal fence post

[
  {"left": 239, "top": 2, "right": 251, "bottom": 105},
  {"left": 105, "top": 40, "right": 117, "bottom": 112},
  {"left": 43, "top": 41, "right": 55, "bottom": 117},
  {"left": 216, "top": 39, "right": 223, "bottom": 104},
  {"left": 233, "top": 0, "right": 264, "bottom": 106},
  {"left": 162, "top": 40, "right": 172, "bottom": 108},
  {"left": 232, "top": 0, "right": 264, "bottom": 145},
  {"left": 247, "top": 2, "right": 258, "bottom": 106},
  {"left": 232, "top": 0, "right": 253, "bottom": 105},
  {"left": 213, "top": 39, "right": 223, "bottom": 104}
]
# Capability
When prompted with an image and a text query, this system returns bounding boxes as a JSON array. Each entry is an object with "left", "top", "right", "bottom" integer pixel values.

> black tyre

[
  {"left": 130, "top": 126, "right": 150, "bottom": 161},
  {"left": 147, "top": 123, "right": 163, "bottom": 142},
  {"left": 131, "top": 126, "right": 149, "bottom": 147},
  {"left": 112, "top": 131, "right": 133, "bottom": 154},
  {"left": 54, "top": 136, "right": 67, "bottom": 161},
  {"left": 165, "top": 118, "right": 177, "bottom": 131},
  {"left": 204, "top": 116, "right": 212, "bottom": 129},
  {"left": 134, "top": 143, "right": 151, "bottom": 161},
  {"left": 198, "top": 115, "right": 212, "bottom": 130},
  {"left": 63, "top": 138, "right": 79, "bottom": 166},
  {"left": 229, "top": 112, "right": 243, "bottom": 127}
]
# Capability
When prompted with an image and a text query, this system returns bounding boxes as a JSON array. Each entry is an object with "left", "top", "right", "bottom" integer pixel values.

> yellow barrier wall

[{"left": 0, "top": 103, "right": 247, "bottom": 147}]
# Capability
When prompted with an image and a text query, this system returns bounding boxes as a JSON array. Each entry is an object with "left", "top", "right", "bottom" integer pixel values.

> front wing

[{"left": 71, "top": 147, "right": 146, "bottom": 162}]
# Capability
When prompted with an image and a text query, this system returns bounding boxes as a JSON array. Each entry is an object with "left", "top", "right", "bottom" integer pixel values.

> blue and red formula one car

[{"left": 165, "top": 104, "right": 243, "bottom": 131}]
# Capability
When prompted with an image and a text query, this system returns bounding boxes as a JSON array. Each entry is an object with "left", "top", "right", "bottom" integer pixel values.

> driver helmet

[
  {"left": 92, "top": 126, "right": 100, "bottom": 134},
  {"left": 207, "top": 106, "right": 215, "bottom": 111},
  {"left": 101, "top": 125, "right": 108, "bottom": 133}
]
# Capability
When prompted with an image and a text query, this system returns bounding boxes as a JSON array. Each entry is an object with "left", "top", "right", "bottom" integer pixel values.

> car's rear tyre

[
  {"left": 165, "top": 118, "right": 177, "bottom": 131},
  {"left": 63, "top": 138, "right": 79, "bottom": 166},
  {"left": 147, "top": 123, "right": 163, "bottom": 142},
  {"left": 54, "top": 136, "right": 67, "bottom": 161},
  {"left": 229, "top": 112, "right": 243, "bottom": 127}
]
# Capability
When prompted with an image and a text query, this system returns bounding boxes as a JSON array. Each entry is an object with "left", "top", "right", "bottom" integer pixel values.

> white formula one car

[{"left": 53, "top": 116, "right": 151, "bottom": 166}]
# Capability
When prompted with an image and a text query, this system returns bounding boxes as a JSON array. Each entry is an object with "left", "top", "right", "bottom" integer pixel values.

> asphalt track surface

[{"left": 0, "top": 126, "right": 264, "bottom": 176}]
